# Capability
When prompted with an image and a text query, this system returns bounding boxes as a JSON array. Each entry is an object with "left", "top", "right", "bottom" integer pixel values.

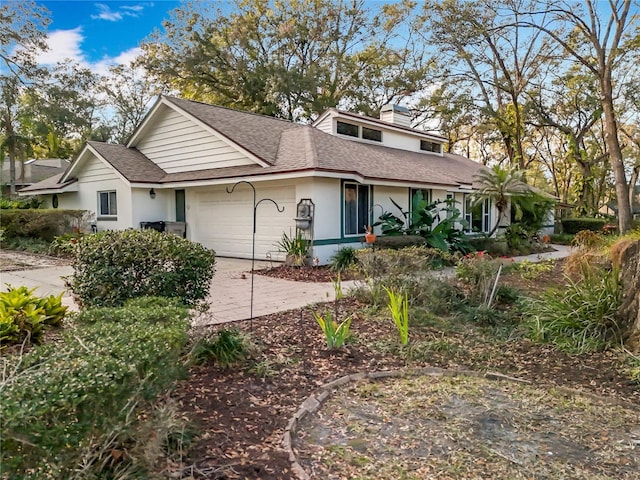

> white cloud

[
  {"left": 91, "top": 3, "right": 147, "bottom": 21},
  {"left": 92, "top": 47, "right": 142, "bottom": 75},
  {"left": 91, "top": 3, "right": 123, "bottom": 22},
  {"left": 35, "top": 27, "right": 86, "bottom": 65}
]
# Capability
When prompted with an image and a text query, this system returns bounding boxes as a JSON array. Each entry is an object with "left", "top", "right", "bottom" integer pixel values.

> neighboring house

[
  {"left": 1, "top": 158, "right": 70, "bottom": 196},
  {"left": 20, "top": 97, "right": 499, "bottom": 263},
  {"left": 600, "top": 186, "right": 640, "bottom": 220}
]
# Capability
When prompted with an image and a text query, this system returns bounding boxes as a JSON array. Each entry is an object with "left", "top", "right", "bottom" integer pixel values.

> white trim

[
  {"left": 128, "top": 97, "right": 270, "bottom": 168},
  {"left": 315, "top": 109, "right": 447, "bottom": 143},
  {"left": 128, "top": 170, "right": 470, "bottom": 191}
]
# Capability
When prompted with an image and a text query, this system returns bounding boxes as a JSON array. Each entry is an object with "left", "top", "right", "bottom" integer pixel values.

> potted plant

[
  {"left": 364, "top": 225, "right": 376, "bottom": 244},
  {"left": 276, "top": 230, "right": 311, "bottom": 266}
]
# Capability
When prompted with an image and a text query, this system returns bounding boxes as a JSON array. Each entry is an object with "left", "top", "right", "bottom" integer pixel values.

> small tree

[{"left": 472, "top": 165, "right": 531, "bottom": 237}]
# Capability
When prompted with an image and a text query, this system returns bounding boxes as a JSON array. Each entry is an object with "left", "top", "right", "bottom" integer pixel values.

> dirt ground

[
  {"left": 172, "top": 287, "right": 639, "bottom": 479},
  {"left": 0, "top": 250, "right": 69, "bottom": 271}
]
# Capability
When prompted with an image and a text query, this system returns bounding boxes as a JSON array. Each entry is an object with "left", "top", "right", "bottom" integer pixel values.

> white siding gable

[
  {"left": 79, "top": 153, "right": 120, "bottom": 183},
  {"left": 136, "top": 106, "right": 256, "bottom": 173}
]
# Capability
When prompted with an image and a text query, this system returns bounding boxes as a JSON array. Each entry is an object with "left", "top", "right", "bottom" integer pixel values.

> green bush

[
  {"left": 190, "top": 329, "right": 251, "bottom": 366},
  {"left": 524, "top": 266, "right": 622, "bottom": 353},
  {"left": 561, "top": 217, "right": 607, "bottom": 234},
  {"left": 330, "top": 246, "right": 359, "bottom": 272},
  {"left": 356, "top": 245, "right": 458, "bottom": 279},
  {"left": 549, "top": 233, "right": 574, "bottom": 245},
  {"left": 374, "top": 235, "right": 426, "bottom": 249},
  {"left": 0, "top": 209, "right": 91, "bottom": 242},
  {"left": 69, "top": 229, "right": 216, "bottom": 307},
  {"left": 0, "top": 196, "right": 43, "bottom": 209},
  {"left": 0, "top": 286, "right": 67, "bottom": 346},
  {"left": 0, "top": 302, "right": 190, "bottom": 478}
]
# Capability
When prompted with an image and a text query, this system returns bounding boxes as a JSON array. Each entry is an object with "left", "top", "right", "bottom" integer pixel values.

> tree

[
  {"left": 473, "top": 165, "right": 531, "bottom": 236},
  {"left": 20, "top": 61, "right": 104, "bottom": 158},
  {"left": 527, "top": 66, "right": 605, "bottom": 215},
  {"left": 99, "top": 63, "right": 164, "bottom": 144},
  {"left": 138, "top": 0, "right": 432, "bottom": 120},
  {"left": 0, "top": 0, "right": 49, "bottom": 195},
  {"left": 418, "top": 0, "right": 557, "bottom": 169},
  {"left": 519, "top": 0, "right": 637, "bottom": 232}
]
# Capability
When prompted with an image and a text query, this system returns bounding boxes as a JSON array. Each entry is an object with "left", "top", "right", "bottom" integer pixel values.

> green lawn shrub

[
  {"left": 356, "top": 246, "right": 458, "bottom": 279},
  {"left": 0, "top": 286, "right": 67, "bottom": 346},
  {"left": 190, "top": 329, "right": 252, "bottom": 366},
  {"left": 329, "top": 246, "right": 359, "bottom": 272},
  {"left": 0, "top": 196, "right": 43, "bottom": 209},
  {"left": 374, "top": 235, "right": 426, "bottom": 249},
  {"left": 561, "top": 217, "right": 607, "bottom": 234},
  {"left": 0, "top": 209, "right": 91, "bottom": 242},
  {"left": 549, "top": 232, "right": 574, "bottom": 245},
  {"left": 0, "top": 300, "right": 190, "bottom": 478},
  {"left": 69, "top": 229, "right": 216, "bottom": 307},
  {"left": 524, "top": 265, "right": 623, "bottom": 353}
]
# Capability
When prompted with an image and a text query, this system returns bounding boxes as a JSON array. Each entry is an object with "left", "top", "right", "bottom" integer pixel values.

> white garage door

[{"left": 194, "top": 185, "right": 296, "bottom": 259}]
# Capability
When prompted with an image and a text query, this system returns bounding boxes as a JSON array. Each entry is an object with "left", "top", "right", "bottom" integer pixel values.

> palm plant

[{"left": 472, "top": 165, "right": 531, "bottom": 237}]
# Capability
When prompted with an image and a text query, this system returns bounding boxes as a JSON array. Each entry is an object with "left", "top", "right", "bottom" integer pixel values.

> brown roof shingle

[{"left": 23, "top": 97, "right": 487, "bottom": 191}]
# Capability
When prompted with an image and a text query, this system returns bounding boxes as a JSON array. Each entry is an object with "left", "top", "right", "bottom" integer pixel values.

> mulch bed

[
  {"left": 253, "top": 265, "right": 358, "bottom": 282},
  {"left": 171, "top": 293, "right": 640, "bottom": 479}
]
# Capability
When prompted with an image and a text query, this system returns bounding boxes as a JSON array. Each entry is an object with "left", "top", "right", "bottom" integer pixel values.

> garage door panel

[{"left": 194, "top": 186, "right": 296, "bottom": 259}]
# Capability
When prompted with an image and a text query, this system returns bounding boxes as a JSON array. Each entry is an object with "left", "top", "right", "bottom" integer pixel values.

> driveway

[{"left": 0, "top": 254, "right": 350, "bottom": 324}]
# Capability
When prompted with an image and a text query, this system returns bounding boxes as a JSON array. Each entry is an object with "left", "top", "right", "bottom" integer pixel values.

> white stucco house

[{"left": 20, "top": 96, "right": 499, "bottom": 263}]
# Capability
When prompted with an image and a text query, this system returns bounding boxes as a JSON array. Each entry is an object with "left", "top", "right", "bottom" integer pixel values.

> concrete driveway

[{"left": 0, "top": 256, "right": 350, "bottom": 324}]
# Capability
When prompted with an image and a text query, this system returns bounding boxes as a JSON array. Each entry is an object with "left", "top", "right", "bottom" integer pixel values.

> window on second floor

[
  {"left": 420, "top": 140, "right": 443, "bottom": 153},
  {"left": 362, "top": 126, "right": 382, "bottom": 142},
  {"left": 337, "top": 120, "right": 359, "bottom": 137}
]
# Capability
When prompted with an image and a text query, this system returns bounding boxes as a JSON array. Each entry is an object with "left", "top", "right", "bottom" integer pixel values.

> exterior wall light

[{"left": 149, "top": 188, "right": 156, "bottom": 199}]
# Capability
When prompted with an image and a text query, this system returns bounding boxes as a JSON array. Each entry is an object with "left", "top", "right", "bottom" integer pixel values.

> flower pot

[{"left": 365, "top": 233, "right": 376, "bottom": 244}]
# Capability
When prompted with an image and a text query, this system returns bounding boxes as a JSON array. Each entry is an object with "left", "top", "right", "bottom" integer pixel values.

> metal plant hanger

[{"left": 227, "top": 181, "right": 284, "bottom": 330}]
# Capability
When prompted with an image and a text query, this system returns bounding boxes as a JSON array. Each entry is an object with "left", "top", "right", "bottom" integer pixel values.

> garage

[{"left": 192, "top": 185, "right": 297, "bottom": 259}]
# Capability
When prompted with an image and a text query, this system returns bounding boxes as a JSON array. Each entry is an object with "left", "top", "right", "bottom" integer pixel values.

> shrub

[
  {"left": 549, "top": 233, "right": 574, "bottom": 245},
  {"left": 0, "top": 196, "right": 43, "bottom": 209},
  {"left": 524, "top": 266, "right": 622, "bottom": 353},
  {"left": 356, "top": 246, "right": 458, "bottom": 279},
  {"left": 0, "top": 303, "right": 190, "bottom": 478},
  {"left": 276, "top": 230, "right": 310, "bottom": 266},
  {"left": 313, "top": 310, "right": 352, "bottom": 349},
  {"left": 561, "top": 217, "right": 607, "bottom": 234},
  {"left": 330, "top": 246, "right": 358, "bottom": 272},
  {"left": 384, "top": 286, "right": 409, "bottom": 346},
  {"left": 572, "top": 229, "right": 605, "bottom": 249},
  {"left": 0, "top": 286, "right": 67, "bottom": 346},
  {"left": 0, "top": 209, "right": 91, "bottom": 242},
  {"left": 190, "top": 329, "right": 251, "bottom": 367},
  {"left": 69, "top": 229, "right": 216, "bottom": 307},
  {"left": 374, "top": 235, "right": 426, "bottom": 249},
  {"left": 48, "top": 231, "right": 84, "bottom": 257}
]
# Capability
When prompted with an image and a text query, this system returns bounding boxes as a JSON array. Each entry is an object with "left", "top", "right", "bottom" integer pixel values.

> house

[
  {"left": 19, "top": 97, "right": 498, "bottom": 263},
  {"left": 1, "top": 158, "right": 70, "bottom": 196}
]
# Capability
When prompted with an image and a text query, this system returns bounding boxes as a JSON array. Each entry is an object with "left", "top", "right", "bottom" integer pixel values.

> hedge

[
  {"left": 0, "top": 209, "right": 91, "bottom": 242},
  {"left": 561, "top": 217, "right": 608, "bottom": 234},
  {"left": 69, "top": 229, "right": 216, "bottom": 307},
  {"left": 374, "top": 235, "right": 426, "bottom": 250},
  {"left": 0, "top": 299, "right": 190, "bottom": 478}
]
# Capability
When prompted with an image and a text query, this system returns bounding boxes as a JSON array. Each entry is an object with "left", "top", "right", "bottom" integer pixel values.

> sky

[{"left": 35, "top": 0, "right": 182, "bottom": 74}]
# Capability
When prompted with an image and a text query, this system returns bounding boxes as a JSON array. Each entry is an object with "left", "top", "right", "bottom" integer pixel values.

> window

[
  {"left": 465, "top": 196, "right": 490, "bottom": 233},
  {"left": 337, "top": 121, "right": 359, "bottom": 137},
  {"left": 362, "top": 127, "right": 382, "bottom": 142},
  {"left": 420, "top": 140, "right": 443, "bottom": 153},
  {"left": 98, "top": 191, "right": 117, "bottom": 217},
  {"left": 344, "top": 183, "right": 370, "bottom": 235}
]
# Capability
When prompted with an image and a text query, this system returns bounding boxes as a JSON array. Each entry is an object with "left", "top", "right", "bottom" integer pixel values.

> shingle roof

[
  {"left": 23, "top": 97, "right": 487, "bottom": 192},
  {"left": 87, "top": 142, "right": 166, "bottom": 182},
  {"left": 18, "top": 173, "right": 76, "bottom": 193}
]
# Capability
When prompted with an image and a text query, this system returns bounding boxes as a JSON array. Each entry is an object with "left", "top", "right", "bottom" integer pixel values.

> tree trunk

[
  {"left": 600, "top": 75, "right": 632, "bottom": 232},
  {"left": 629, "top": 165, "right": 639, "bottom": 217}
]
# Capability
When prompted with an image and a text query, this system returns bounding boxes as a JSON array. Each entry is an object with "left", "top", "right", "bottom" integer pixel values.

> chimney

[{"left": 379, "top": 104, "right": 411, "bottom": 128}]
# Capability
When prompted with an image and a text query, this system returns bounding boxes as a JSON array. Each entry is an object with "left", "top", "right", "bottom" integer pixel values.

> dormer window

[
  {"left": 362, "top": 127, "right": 382, "bottom": 142},
  {"left": 337, "top": 121, "right": 359, "bottom": 137},
  {"left": 420, "top": 140, "right": 442, "bottom": 153}
]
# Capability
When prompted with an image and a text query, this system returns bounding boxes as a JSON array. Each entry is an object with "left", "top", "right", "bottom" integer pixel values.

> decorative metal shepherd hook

[{"left": 227, "top": 181, "right": 284, "bottom": 330}]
